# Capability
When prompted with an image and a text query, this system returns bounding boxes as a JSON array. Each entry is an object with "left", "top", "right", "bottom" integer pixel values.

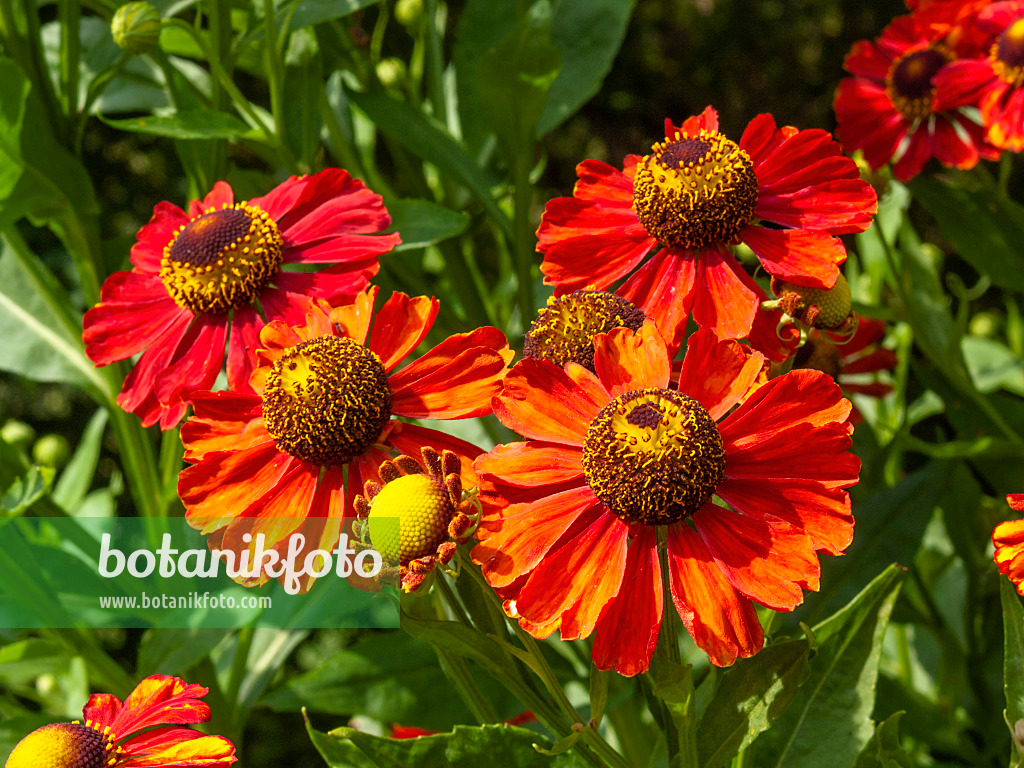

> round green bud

[
  {"left": 111, "top": 2, "right": 162, "bottom": 55},
  {"left": 32, "top": 434, "right": 70, "bottom": 468},
  {"left": 1, "top": 419, "right": 35, "bottom": 452}
]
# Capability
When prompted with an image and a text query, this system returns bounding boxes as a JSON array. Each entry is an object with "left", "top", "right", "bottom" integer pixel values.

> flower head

[
  {"left": 994, "top": 494, "right": 1024, "bottom": 594},
  {"left": 933, "top": 2, "right": 1024, "bottom": 151},
  {"left": 5, "top": 675, "right": 235, "bottom": 768},
  {"left": 178, "top": 289, "right": 511, "bottom": 591},
  {"left": 472, "top": 322, "right": 858, "bottom": 674},
  {"left": 83, "top": 168, "right": 400, "bottom": 429},
  {"left": 835, "top": 14, "right": 998, "bottom": 181},
  {"left": 537, "top": 107, "right": 877, "bottom": 347},
  {"left": 353, "top": 447, "right": 482, "bottom": 593}
]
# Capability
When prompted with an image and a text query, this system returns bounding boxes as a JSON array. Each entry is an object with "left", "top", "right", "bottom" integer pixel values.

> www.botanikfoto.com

[{"left": 98, "top": 592, "right": 272, "bottom": 610}]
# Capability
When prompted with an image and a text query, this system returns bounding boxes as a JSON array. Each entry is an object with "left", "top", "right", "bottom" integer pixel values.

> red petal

[
  {"left": 271, "top": 265, "right": 377, "bottom": 301},
  {"left": 121, "top": 728, "right": 236, "bottom": 767},
  {"left": 618, "top": 248, "right": 697, "bottom": 354},
  {"left": 676, "top": 328, "right": 765, "bottom": 420},
  {"left": 83, "top": 272, "right": 186, "bottom": 365},
  {"left": 592, "top": 525, "right": 662, "bottom": 676},
  {"left": 475, "top": 441, "right": 585, "bottom": 490},
  {"left": 182, "top": 390, "right": 267, "bottom": 462},
  {"left": 131, "top": 201, "right": 188, "bottom": 272},
  {"left": 994, "top": 517, "right": 1024, "bottom": 595},
  {"left": 383, "top": 422, "right": 486, "bottom": 489},
  {"left": 110, "top": 676, "right": 212, "bottom": 734},
  {"left": 154, "top": 315, "right": 229, "bottom": 405},
  {"left": 593, "top": 320, "right": 671, "bottom": 397},
  {"left": 695, "top": 505, "right": 819, "bottom": 610},
  {"left": 689, "top": 247, "right": 761, "bottom": 340},
  {"left": 1010, "top": 494, "right": 1024, "bottom": 512},
  {"left": 82, "top": 693, "right": 122, "bottom": 728},
  {"left": 723, "top": 423, "right": 860, "bottom": 490},
  {"left": 667, "top": 524, "right": 764, "bottom": 666},
  {"left": 116, "top": 312, "right": 194, "bottom": 414},
  {"left": 493, "top": 359, "right": 607, "bottom": 446},
  {"left": 389, "top": 341, "right": 509, "bottom": 419},
  {"left": 367, "top": 292, "right": 441, "bottom": 371},
  {"left": 740, "top": 225, "right": 843, "bottom": 289},
  {"left": 225, "top": 304, "right": 265, "bottom": 394}
]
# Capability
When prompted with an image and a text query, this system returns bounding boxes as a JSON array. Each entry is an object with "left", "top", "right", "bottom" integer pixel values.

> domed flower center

[
  {"left": 582, "top": 388, "right": 725, "bottom": 526},
  {"left": 5, "top": 722, "right": 116, "bottom": 768},
  {"left": 160, "top": 203, "right": 284, "bottom": 314},
  {"left": 367, "top": 473, "right": 455, "bottom": 564},
  {"left": 632, "top": 130, "right": 758, "bottom": 250},
  {"left": 886, "top": 48, "right": 949, "bottom": 119},
  {"left": 523, "top": 290, "right": 647, "bottom": 371},
  {"left": 261, "top": 336, "right": 392, "bottom": 466},
  {"left": 993, "top": 18, "right": 1024, "bottom": 86}
]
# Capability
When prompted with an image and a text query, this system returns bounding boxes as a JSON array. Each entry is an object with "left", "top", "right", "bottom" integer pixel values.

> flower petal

[
  {"left": 593, "top": 320, "right": 671, "bottom": 397},
  {"left": 83, "top": 272, "right": 186, "bottom": 365},
  {"left": 676, "top": 328, "right": 765, "bottom": 420},
  {"left": 364, "top": 292, "right": 439, "bottom": 370},
  {"left": 617, "top": 247, "right": 697, "bottom": 353},
  {"left": 688, "top": 247, "right": 761, "bottom": 340},
  {"left": 740, "top": 225, "right": 843, "bottom": 289},
  {"left": 181, "top": 390, "right": 267, "bottom": 462},
  {"left": 225, "top": 304, "right": 265, "bottom": 394}
]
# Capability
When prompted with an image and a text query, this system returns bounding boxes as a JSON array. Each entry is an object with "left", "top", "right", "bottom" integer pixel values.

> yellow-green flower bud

[
  {"left": 32, "top": 434, "right": 69, "bottom": 468},
  {"left": 111, "top": 1, "right": 162, "bottom": 55}
]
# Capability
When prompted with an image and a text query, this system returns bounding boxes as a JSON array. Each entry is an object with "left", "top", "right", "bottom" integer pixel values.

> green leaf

[
  {"left": 282, "top": 30, "right": 324, "bottom": 169},
  {"left": 346, "top": 89, "right": 511, "bottom": 238},
  {"left": 697, "top": 638, "right": 811, "bottom": 768},
  {"left": 1003, "top": 578, "right": 1024, "bottom": 768},
  {"left": 474, "top": 6, "right": 560, "bottom": 153},
  {"left": 962, "top": 336, "right": 1024, "bottom": 396},
  {"left": 137, "top": 628, "right": 230, "bottom": 677},
  {"left": 752, "top": 565, "right": 905, "bottom": 768},
  {"left": 648, "top": 656, "right": 698, "bottom": 768},
  {"left": 910, "top": 173, "right": 1024, "bottom": 293},
  {"left": 99, "top": 109, "right": 252, "bottom": 139},
  {"left": 388, "top": 199, "right": 469, "bottom": 251},
  {"left": 853, "top": 713, "right": 914, "bottom": 768},
  {"left": 307, "top": 720, "right": 584, "bottom": 768},
  {"left": 52, "top": 409, "right": 108, "bottom": 513},
  {"left": 2, "top": 466, "right": 55, "bottom": 515},
  {"left": 0, "top": 237, "right": 106, "bottom": 399}
]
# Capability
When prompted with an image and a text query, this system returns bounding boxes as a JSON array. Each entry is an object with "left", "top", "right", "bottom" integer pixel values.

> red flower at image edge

[
  {"left": 4, "top": 675, "right": 235, "bottom": 768},
  {"left": 994, "top": 494, "right": 1024, "bottom": 594},
  {"left": 83, "top": 168, "right": 400, "bottom": 429},
  {"left": 835, "top": 14, "right": 997, "bottom": 182},
  {"left": 472, "top": 322, "right": 859, "bottom": 673},
  {"left": 178, "top": 289, "right": 511, "bottom": 590},
  {"left": 934, "top": 2, "right": 1024, "bottom": 151},
  {"left": 536, "top": 106, "right": 877, "bottom": 348}
]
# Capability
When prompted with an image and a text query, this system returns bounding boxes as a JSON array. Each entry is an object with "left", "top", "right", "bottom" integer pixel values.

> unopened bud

[{"left": 111, "top": 2, "right": 162, "bottom": 55}]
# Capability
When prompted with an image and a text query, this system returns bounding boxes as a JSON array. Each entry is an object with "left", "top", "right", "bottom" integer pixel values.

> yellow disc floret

[
  {"left": 261, "top": 336, "right": 392, "bottom": 466},
  {"left": 366, "top": 473, "right": 455, "bottom": 563},
  {"left": 5, "top": 722, "right": 117, "bottom": 768},
  {"left": 160, "top": 203, "right": 284, "bottom": 314},
  {"left": 582, "top": 388, "right": 725, "bottom": 526},
  {"left": 524, "top": 290, "right": 647, "bottom": 371},
  {"left": 632, "top": 129, "right": 758, "bottom": 249}
]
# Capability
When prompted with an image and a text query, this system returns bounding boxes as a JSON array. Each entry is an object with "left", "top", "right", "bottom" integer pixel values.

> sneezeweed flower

[
  {"left": 523, "top": 289, "right": 647, "bottom": 371},
  {"left": 4, "top": 674, "right": 235, "bottom": 768},
  {"left": 473, "top": 321, "right": 859, "bottom": 674},
  {"left": 993, "top": 494, "right": 1024, "bottom": 594},
  {"left": 83, "top": 168, "right": 400, "bottom": 429},
  {"left": 933, "top": 2, "right": 1024, "bottom": 151},
  {"left": 537, "top": 106, "right": 877, "bottom": 347},
  {"left": 353, "top": 447, "right": 482, "bottom": 593},
  {"left": 835, "top": 14, "right": 997, "bottom": 182},
  {"left": 178, "top": 289, "right": 511, "bottom": 591}
]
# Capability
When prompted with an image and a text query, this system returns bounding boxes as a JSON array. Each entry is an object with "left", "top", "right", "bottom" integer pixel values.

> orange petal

[
  {"left": 593, "top": 320, "right": 671, "bottom": 397},
  {"left": 329, "top": 285, "right": 379, "bottom": 345},
  {"left": 695, "top": 504, "right": 819, "bottom": 611},
  {"left": 592, "top": 526, "right": 662, "bottom": 676},
  {"left": 1010, "top": 495, "right": 1024, "bottom": 513},
  {"left": 676, "top": 328, "right": 765, "bottom": 420},
  {"left": 493, "top": 359, "right": 607, "bottom": 446},
  {"left": 724, "top": 422, "right": 860, "bottom": 490},
  {"left": 667, "top": 524, "right": 764, "bottom": 667},
  {"left": 475, "top": 441, "right": 585, "bottom": 490},
  {"left": 181, "top": 391, "right": 267, "bottom": 463},
  {"left": 366, "top": 292, "right": 439, "bottom": 371}
]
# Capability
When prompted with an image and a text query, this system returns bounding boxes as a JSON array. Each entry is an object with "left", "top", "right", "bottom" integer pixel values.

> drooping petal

[
  {"left": 593, "top": 320, "right": 671, "bottom": 398},
  {"left": 676, "top": 328, "right": 765, "bottom": 420},
  {"left": 181, "top": 390, "right": 267, "bottom": 462},
  {"left": 121, "top": 727, "right": 236, "bottom": 767},
  {"left": 225, "top": 304, "right": 265, "bottom": 394},
  {"left": 153, "top": 315, "right": 229, "bottom": 406},
  {"left": 667, "top": 524, "right": 764, "bottom": 667},
  {"left": 688, "top": 246, "right": 761, "bottom": 340},
  {"left": 364, "top": 292, "right": 439, "bottom": 370},
  {"left": 591, "top": 525, "right": 663, "bottom": 676},
  {"left": 617, "top": 247, "right": 697, "bottom": 353},
  {"left": 740, "top": 225, "right": 843, "bottom": 289}
]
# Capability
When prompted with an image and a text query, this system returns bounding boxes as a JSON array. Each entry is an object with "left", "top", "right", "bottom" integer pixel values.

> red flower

[
  {"left": 472, "top": 322, "right": 858, "bottom": 674},
  {"left": 835, "top": 14, "right": 998, "bottom": 181},
  {"left": 536, "top": 107, "right": 877, "bottom": 348},
  {"left": 4, "top": 675, "right": 235, "bottom": 767},
  {"left": 83, "top": 168, "right": 400, "bottom": 429},
  {"left": 178, "top": 289, "right": 511, "bottom": 591},
  {"left": 994, "top": 494, "right": 1024, "bottom": 594},
  {"left": 933, "top": 2, "right": 1024, "bottom": 151}
]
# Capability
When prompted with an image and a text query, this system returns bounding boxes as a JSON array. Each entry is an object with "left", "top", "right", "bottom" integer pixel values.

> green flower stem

[
  {"left": 655, "top": 526, "right": 683, "bottom": 764},
  {"left": 159, "top": 425, "right": 185, "bottom": 507},
  {"left": 58, "top": 0, "right": 80, "bottom": 123},
  {"left": 511, "top": 150, "right": 536, "bottom": 334},
  {"left": 224, "top": 626, "right": 255, "bottom": 728},
  {"left": 18, "top": 0, "right": 65, "bottom": 143},
  {"left": 260, "top": 0, "right": 287, "bottom": 155},
  {"left": 458, "top": 551, "right": 632, "bottom": 768}
]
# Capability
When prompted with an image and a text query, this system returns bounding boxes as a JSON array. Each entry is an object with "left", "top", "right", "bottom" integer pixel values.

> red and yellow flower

[
  {"left": 835, "top": 14, "right": 997, "bottom": 182},
  {"left": 83, "top": 168, "right": 400, "bottom": 429},
  {"left": 5, "top": 674, "right": 235, "bottom": 768},
  {"left": 994, "top": 494, "right": 1024, "bottom": 594},
  {"left": 178, "top": 289, "right": 511, "bottom": 590},
  {"left": 536, "top": 106, "right": 877, "bottom": 348},
  {"left": 472, "top": 322, "right": 858, "bottom": 674},
  {"left": 933, "top": 1, "right": 1024, "bottom": 151}
]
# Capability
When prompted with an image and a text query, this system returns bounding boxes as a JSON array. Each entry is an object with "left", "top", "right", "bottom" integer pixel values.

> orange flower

[
  {"left": 472, "top": 322, "right": 858, "bottom": 674},
  {"left": 178, "top": 289, "right": 512, "bottom": 590},
  {"left": 537, "top": 107, "right": 877, "bottom": 349},
  {"left": 83, "top": 169, "right": 399, "bottom": 429},
  {"left": 5, "top": 675, "right": 235, "bottom": 767},
  {"left": 994, "top": 494, "right": 1024, "bottom": 594}
]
